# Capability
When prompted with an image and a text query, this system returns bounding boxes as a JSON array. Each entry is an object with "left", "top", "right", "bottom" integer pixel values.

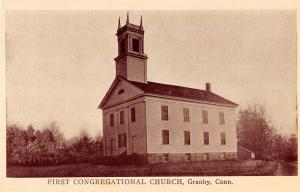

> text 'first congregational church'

[{"left": 98, "top": 14, "right": 238, "bottom": 163}]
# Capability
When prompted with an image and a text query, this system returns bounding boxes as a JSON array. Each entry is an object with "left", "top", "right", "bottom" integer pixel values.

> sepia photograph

[{"left": 5, "top": 10, "right": 297, "bottom": 177}]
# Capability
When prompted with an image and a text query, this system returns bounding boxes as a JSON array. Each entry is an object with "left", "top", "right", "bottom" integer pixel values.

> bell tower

[{"left": 114, "top": 13, "right": 148, "bottom": 83}]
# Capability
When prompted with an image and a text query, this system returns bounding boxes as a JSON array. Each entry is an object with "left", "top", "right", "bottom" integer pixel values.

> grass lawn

[{"left": 7, "top": 160, "right": 295, "bottom": 177}]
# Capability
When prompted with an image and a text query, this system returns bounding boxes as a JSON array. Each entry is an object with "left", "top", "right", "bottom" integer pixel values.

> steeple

[
  {"left": 114, "top": 14, "right": 148, "bottom": 83},
  {"left": 118, "top": 16, "right": 121, "bottom": 29},
  {"left": 126, "top": 12, "right": 129, "bottom": 24},
  {"left": 140, "top": 15, "right": 143, "bottom": 30}
]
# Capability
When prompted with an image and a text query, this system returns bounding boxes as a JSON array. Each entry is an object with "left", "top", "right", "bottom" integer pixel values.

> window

[
  {"left": 183, "top": 108, "right": 190, "bottom": 122},
  {"left": 219, "top": 112, "right": 225, "bottom": 125},
  {"left": 120, "top": 39, "right": 126, "bottom": 54},
  {"left": 221, "top": 153, "right": 226, "bottom": 160},
  {"left": 204, "top": 132, "right": 209, "bottom": 145},
  {"left": 221, "top": 132, "right": 226, "bottom": 145},
  {"left": 161, "top": 105, "right": 168, "bottom": 120},
  {"left": 120, "top": 110, "right": 124, "bottom": 125},
  {"left": 184, "top": 131, "right": 191, "bottom": 145},
  {"left": 132, "top": 39, "right": 140, "bottom": 52},
  {"left": 185, "top": 153, "right": 191, "bottom": 161},
  {"left": 131, "top": 107, "right": 136, "bottom": 122},
  {"left": 204, "top": 153, "right": 209, "bottom": 160},
  {"left": 110, "top": 113, "right": 114, "bottom": 127},
  {"left": 202, "top": 110, "right": 208, "bottom": 124},
  {"left": 118, "top": 133, "right": 126, "bottom": 148},
  {"left": 163, "top": 153, "right": 169, "bottom": 162},
  {"left": 162, "top": 130, "right": 169, "bottom": 145},
  {"left": 118, "top": 89, "right": 124, "bottom": 95}
]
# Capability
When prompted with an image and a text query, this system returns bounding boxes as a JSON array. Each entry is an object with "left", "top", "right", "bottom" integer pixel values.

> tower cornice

[
  {"left": 114, "top": 52, "right": 148, "bottom": 62},
  {"left": 116, "top": 24, "right": 144, "bottom": 36}
]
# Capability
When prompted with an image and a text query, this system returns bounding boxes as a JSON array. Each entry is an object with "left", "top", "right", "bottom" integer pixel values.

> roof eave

[{"left": 143, "top": 93, "right": 239, "bottom": 108}]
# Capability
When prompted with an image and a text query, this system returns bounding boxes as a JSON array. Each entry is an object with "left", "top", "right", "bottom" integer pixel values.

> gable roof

[
  {"left": 99, "top": 76, "right": 238, "bottom": 109},
  {"left": 98, "top": 77, "right": 144, "bottom": 109},
  {"left": 127, "top": 80, "right": 238, "bottom": 107}
]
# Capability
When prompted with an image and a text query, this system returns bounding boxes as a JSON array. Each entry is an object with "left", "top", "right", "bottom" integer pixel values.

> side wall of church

[{"left": 145, "top": 96, "right": 238, "bottom": 156}]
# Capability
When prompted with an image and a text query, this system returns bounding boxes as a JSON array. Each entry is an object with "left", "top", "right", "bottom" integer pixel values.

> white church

[{"left": 99, "top": 15, "right": 238, "bottom": 163}]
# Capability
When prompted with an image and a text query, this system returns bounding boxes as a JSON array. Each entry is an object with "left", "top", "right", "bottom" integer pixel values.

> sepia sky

[{"left": 6, "top": 10, "right": 297, "bottom": 139}]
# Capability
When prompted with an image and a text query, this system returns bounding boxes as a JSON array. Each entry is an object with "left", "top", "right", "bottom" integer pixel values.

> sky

[{"left": 6, "top": 10, "right": 297, "bottom": 139}]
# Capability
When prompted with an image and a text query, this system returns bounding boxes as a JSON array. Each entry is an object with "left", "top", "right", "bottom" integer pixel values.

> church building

[{"left": 98, "top": 14, "right": 238, "bottom": 163}]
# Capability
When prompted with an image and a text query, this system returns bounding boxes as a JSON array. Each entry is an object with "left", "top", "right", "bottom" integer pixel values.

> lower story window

[
  {"left": 185, "top": 153, "right": 192, "bottom": 161},
  {"left": 162, "top": 153, "right": 169, "bottom": 162},
  {"left": 204, "top": 153, "right": 209, "bottom": 161},
  {"left": 221, "top": 153, "right": 226, "bottom": 160}
]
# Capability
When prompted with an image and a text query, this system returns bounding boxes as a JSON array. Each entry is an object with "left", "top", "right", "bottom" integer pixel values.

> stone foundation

[{"left": 147, "top": 152, "right": 237, "bottom": 164}]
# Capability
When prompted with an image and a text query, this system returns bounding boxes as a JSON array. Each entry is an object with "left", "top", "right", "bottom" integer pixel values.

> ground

[{"left": 6, "top": 160, "right": 297, "bottom": 177}]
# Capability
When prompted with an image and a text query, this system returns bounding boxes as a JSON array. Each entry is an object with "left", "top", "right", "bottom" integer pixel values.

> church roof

[
  {"left": 98, "top": 77, "right": 238, "bottom": 109},
  {"left": 127, "top": 79, "right": 238, "bottom": 107}
]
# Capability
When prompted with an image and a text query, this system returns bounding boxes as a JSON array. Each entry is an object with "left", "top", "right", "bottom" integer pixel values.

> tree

[
  {"left": 7, "top": 121, "right": 103, "bottom": 165},
  {"left": 90, "top": 132, "right": 103, "bottom": 162},
  {"left": 70, "top": 129, "right": 93, "bottom": 163},
  {"left": 7, "top": 121, "right": 70, "bottom": 165},
  {"left": 6, "top": 124, "right": 28, "bottom": 164},
  {"left": 43, "top": 121, "right": 66, "bottom": 150},
  {"left": 7, "top": 124, "right": 22, "bottom": 158},
  {"left": 286, "top": 134, "right": 297, "bottom": 161},
  {"left": 237, "top": 104, "right": 278, "bottom": 159},
  {"left": 27, "top": 139, "right": 41, "bottom": 165},
  {"left": 273, "top": 134, "right": 285, "bottom": 159},
  {"left": 26, "top": 124, "right": 35, "bottom": 142},
  {"left": 93, "top": 133, "right": 103, "bottom": 153}
]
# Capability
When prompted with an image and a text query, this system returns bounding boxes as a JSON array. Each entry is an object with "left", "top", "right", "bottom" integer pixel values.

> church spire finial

[
  {"left": 140, "top": 15, "right": 143, "bottom": 30},
  {"left": 118, "top": 16, "right": 121, "bottom": 29},
  {"left": 126, "top": 12, "right": 129, "bottom": 24}
]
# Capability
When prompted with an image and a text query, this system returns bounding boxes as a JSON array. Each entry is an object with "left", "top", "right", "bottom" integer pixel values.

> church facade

[{"left": 99, "top": 15, "right": 238, "bottom": 163}]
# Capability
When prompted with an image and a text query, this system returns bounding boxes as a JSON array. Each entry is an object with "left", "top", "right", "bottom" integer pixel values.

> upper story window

[
  {"left": 183, "top": 108, "right": 190, "bottom": 122},
  {"left": 118, "top": 89, "right": 124, "bottom": 95},
  {"left": 161, "top": 105, "right": 169, "bottom": 121},
  {"left": 110, "top": 113, "right": 114, "bottom": 127},
  {"left": 221, "top": 132, "right": 226, "bottom": 145},
  {"left": 204, "top": 132, "right": 209, "bottom": 145},
  {"left": 162, "top": 130, "right": 169, "bottom": 145},
  {"left": 184, "top": 131, "right": 191, "bottom": 145},
  {"left": 131, "top": 107, "right": 136, "bottom": 122},
  {"left": 202, "top": 110, "right": 208, "bottom": 124},
  {"left": 132, "top": 39, "right": 140, "bottom": 52},
  {"left": 120, "top": 110, "right": 124, "bottom": 125},
  {"left": 219, "top": 112, "right": 225, "bottom": 125}
]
